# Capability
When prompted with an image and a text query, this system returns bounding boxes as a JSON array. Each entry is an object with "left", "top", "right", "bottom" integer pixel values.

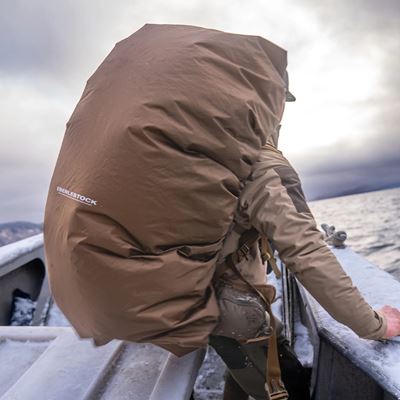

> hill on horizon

[{"left": 0, "top": 221, "right": 43, "bottom": 247}]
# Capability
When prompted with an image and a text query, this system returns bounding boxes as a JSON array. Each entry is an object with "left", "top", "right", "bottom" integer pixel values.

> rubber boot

[{"left": 223, "top": 373, "right": 249, "bottom": 400}]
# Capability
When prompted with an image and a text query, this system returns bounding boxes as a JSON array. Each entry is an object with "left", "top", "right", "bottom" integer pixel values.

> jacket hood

[
  {"left": 113, "top": 23, "right": 289, "bottom": 150},
  {"left": 266, "top": 124, "right": 281, "bottom": 148}
]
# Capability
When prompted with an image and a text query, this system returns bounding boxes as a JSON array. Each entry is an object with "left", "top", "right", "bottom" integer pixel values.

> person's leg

[
  {"left": 223, "top": 372, "right": 249, "bottom": 400},
  {"left": 277, "top": 337, "right": 311, "bottom": 400},
  {"left": 210, "top": 332, "right": 311, "bottom": 400},
  {"left": 274, "top": 319, "right": 311, "bottom": 400},
  {"left": 209, "top": 335, "right": 270, "bottom": 400}
]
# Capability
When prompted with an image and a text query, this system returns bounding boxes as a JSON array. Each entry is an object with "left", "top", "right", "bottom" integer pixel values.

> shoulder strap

[
  {"left": 213, "top": 228, "right": 260, "bottom": 283},
  {"left": 260, "top": 236, "right": 282, "bottom": 279}
]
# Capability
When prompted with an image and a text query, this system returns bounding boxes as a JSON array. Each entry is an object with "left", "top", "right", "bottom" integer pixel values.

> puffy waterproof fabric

[{"left": 44, "top": 24, "right": 287, "bottom": 356}]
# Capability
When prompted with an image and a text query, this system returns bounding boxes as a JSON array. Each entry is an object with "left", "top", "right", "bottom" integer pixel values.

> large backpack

[{"left": 44, "top": 24, "right": 287, "bottom": 356}]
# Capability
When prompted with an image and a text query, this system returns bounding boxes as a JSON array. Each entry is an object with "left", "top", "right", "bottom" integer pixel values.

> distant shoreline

[{"left": 309, "top": 185, "right": 400, "bottom": 203}]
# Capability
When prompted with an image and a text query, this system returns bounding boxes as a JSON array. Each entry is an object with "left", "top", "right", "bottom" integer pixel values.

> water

[{"left": 309, "top": 187, "right": 400, "bottom": 280}]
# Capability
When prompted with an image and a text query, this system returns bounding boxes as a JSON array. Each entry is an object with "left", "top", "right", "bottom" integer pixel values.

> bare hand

[{"left": 378, "top": 305, "right": 400, "bottom": 339}]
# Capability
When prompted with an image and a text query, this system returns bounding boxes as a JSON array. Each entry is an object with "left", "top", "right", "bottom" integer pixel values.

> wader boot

[
  {"left": 210, "top": 334, "right": 271, "bottom": 400},
  {"left": 278, "top": 338, "right": 311, "bottom": 400},
  {"left": 223, "top": 372, "right": 249, "bottom": 400},
  {"left": 210, "top": 333, "right": 311, "bottom": 400}
]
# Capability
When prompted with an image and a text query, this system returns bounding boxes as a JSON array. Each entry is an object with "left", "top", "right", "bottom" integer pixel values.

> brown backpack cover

[{"left": 44, "top": 24, "right": 287, "bottom": 356}]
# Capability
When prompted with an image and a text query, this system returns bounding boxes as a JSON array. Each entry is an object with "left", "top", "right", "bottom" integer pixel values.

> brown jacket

[
  {"left": 219, "top": 142, "right": 386, "bottom": 340},
  {"left": 43, "top": 24, "right": 289, "bottom": 356}
]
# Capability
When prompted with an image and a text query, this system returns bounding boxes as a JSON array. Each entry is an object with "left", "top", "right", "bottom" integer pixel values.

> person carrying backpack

[
  {"left": 44, "top": 24, "right": 400, "bottom": 400},
  {"left": 204, "top": 63, "right": 400, "bottom": 400},
  {"left": 207, "top": 121, "right": 400, "bottom": 399}
]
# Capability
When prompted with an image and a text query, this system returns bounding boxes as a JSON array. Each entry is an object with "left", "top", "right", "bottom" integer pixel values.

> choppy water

[{"left": 309, "top": 187, "right": 400, "bottom": 280}]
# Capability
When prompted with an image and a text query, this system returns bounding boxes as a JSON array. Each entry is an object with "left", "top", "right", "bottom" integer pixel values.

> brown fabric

[
  {"left": 266, "top": 330, "right": 289, "bottom": 399},
  {"left": 212, "top": 280, "right": 271, "bottom": 341},
  {"left": 213, "top": 233, "right": 276, "bottom": 342},
  {"left": 223, "top": 373, "right": 249, "bottom": 400},
  {"left": 217, "top": 226, "right": 268, "bottom": 289},
  {"left": 233, "top": 143, "right": 387, "bottom": 340},
  {"left": 43, "top": 24, "right": 288, "bottom": 355},
  {"left": 273, "top": 165, "right": 311, "bottom": 214},
  {"left": 213, "top": 229, "right": 288, "bottom": 398}
]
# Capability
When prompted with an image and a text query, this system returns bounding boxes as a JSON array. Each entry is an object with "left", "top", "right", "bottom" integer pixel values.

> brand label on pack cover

[{"left": 56, "top": 186, "right": 98, "bottom": 206}]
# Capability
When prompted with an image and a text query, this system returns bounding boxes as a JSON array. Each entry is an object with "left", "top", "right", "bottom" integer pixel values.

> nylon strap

[
  {"left": 213, "top": 228, "right": 260, "bottom": 283},
  {"left": 220, "top": 230, "right": 288, "bottom": 400},
  {"left": 265, "top": 304, "right": 289, "bottom": 400},
  {"left": 261, "top": 236, "right": 282, "bottom": 279}
]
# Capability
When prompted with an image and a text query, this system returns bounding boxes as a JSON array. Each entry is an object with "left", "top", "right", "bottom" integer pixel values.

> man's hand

[{"left": 378, "top": 305, "right": 400, "bottom": 339}]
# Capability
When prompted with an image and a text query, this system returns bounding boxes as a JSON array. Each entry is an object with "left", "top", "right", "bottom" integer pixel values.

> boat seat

[
  {"left": 0, "top": 235, "right": 205, "bottom": 399},
  {"left": 0, "top": 326, "right": 204, "bottom": 400}
]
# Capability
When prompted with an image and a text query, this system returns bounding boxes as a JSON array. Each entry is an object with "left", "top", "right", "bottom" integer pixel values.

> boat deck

[{"left": 0, "top": 234, "right": 399, "bottom": 399}]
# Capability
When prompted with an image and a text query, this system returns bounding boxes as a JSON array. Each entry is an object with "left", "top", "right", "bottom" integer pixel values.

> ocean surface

[{"left": 309, "top": 187, "right": 400, "bottom": 280}]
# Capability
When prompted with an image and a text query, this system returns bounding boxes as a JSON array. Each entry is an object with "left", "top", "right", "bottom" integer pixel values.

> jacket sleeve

[{"left": 238, "top": 145, "right": 386, "bottom": 340}]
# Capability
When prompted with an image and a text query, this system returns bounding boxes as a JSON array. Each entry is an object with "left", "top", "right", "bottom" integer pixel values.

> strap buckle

[
  {"left": 270, "top": 390, "right": 289, "bottom": 400},
  {"left": 266, "top": 379, "right": 289, "bottom": 400},
  {"left": 237, "top": 244, "right": 250, "bottom": 262},
  {"left": 261, "top": 251, "right": 271, "bottom": 263}
]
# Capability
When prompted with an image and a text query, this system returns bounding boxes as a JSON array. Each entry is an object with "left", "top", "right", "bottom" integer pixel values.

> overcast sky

[{"left": 1, "top": 0, "right": 399, "bottom": 223}]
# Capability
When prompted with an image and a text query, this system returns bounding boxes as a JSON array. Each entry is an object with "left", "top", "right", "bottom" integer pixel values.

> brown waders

[
  {"left": 209, "top": 334, "right": 274, "bottom": 400},
  {"left": 211, "top": 230, "right": 311, "bottom": 400},
  {"left": 209, "top": 327, "right": 311, "bottom": 400}
]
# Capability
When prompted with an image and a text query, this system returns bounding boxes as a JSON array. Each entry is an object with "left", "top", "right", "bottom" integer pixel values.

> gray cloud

[
  {"left": 0, "top": 156, "right": 51, "bottom": 222},
  {"left": 281, "top": 0, "right": 400, "bottom": 198},
  {"left": 305, "top": 169, "right": 400, "bottom": 201},
  {"left": 297, "top": 157, "right": 400, "bottom": 200},
  {"left": 301, "top": 0, "right": 399, "bottom": 34},
  {"left": 0, "top": 1, "right": 126, "bottom": 93},
  {"left": 0, "top": 0, "right": 399, "bottom": 222},
  {"left": 290, "top": 102, "right": 400, "bottom": 199}
]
